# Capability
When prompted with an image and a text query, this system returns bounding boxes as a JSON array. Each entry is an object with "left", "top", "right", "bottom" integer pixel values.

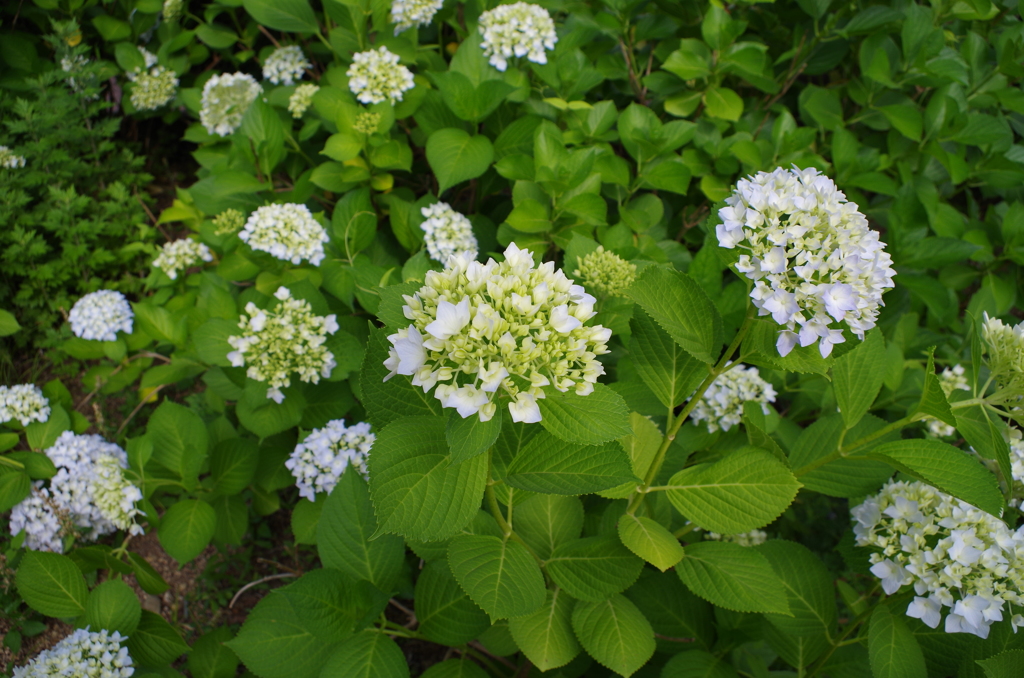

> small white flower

[
  {"left": 12, "top": 627, "right": 134, "bottom": 677},
  {"left": 0, "top": 384, "right": 50, "bottom": 426},
  {"left": 239, "top": 203, "right": 329, "bottom": 266},
  {"left": 347, "top": 46, "right": 415, "bottom": 105},
  {"left": 69, "top": 290, "right": 134, "bottom": 341},
  {"left": 908, "top": 596, "right": 943, "bottom": 629},
  {"left": 199, "top": 72, "right": 262, "bottom": 136},
  {"left": 263, "top": 45, "right": 311, "bottom": 86},
  {"left": 288, "top": 83, "right": 320, "bottom": 118},
  {"left": 391, "top": 0, "right": 444, "bottom": 33},
  {"left": 478, "top": 2, "right": 558, "bottom": 71},
  {"left": 286, "top": 420, "right": 374, "bottom": 500},
  {"left": 152, "top": 238, "right": 213, "bottom": 280},
  {"left": 420, "top": 202, "right": 478, "bottom": 263},
  {"left": 163, "top": 0, "right": 184, "bottom": 20},
  {"left": 690, "top": 364, "right": 776, "bottom": 433},
  {"left": 704, "top": 529, "right": 768, "bottom": 547},
  {"left": 0, "top": 145, "right": 26, "bottom": 169}
]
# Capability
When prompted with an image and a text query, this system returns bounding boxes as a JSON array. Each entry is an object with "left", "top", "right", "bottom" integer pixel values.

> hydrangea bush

[{"left": 2, "top": 0, "right": 1024, "bottom": 675}]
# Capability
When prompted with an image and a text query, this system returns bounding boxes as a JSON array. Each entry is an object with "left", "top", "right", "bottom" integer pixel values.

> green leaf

[
  {"left": 662, "top": 651, "right": 740, "bottom": 678},
  {"left": 213, "top": 494, "right": 249, "bottom": 546},
  {"left": 627, "top": 266, "right": 722, "bottom": 364},
  {"left": 360, "top": 327, "right": 443, "bottom": 429},
  {"left": 792, "top": 414, "right": 897, "bottom": 498},
  {"left": 0, "top": 471, "right": 31, "bottom": 513},
  {"left": 320, "top": 629, "right": 410, "bottom": 678},
  {"left": 626, "top": 569, "right": 715, "bottom": 652},
  {"left": 209, "top": 438, "right": 259, "bottom": 495},
  {"left": 0, "top": 308, "right": 22, "bottom": 336},
  {"left": 640, "top": 157, "right": 691, "bottom": 194},
  {"left": 703, "top": 87, "right": 744, "bottom": 121},
  {"left": 978, "top": 650, "right": 1024, "bottom": 678},
  {"left": 426, "top": 129, "right": 494, "bottom": 194},
  {"left": 508, "top": 589, "right": 581, "bottom": 672},
  {"left": 617, "top": 514, "right": 684, "bottom": 572},
  {"left": 242, "top": 0, "right": 318, "bottom": 32},
  {"left": 420, "top": 659, "right": 489, "bottom": 678},
  {"left": 547, "top": 535, "right": 644, "bottom": 602},
  {"left": 128, "top": 552, "right": 170, "bottom": 595},
  {"left": 675, "top": 541, "right": 791, "bottom": 615},
  {"left": 867, "top": 439, "right": 1003, "bottom": 516},
  {"left": 447, "top": 407, "right": 502, "bottom": 465},
  {"left": 92, "top": 15, "right": 131, "bottom": 41},
  {"left": 447, "top": 534, "right": 546, "bottom": 619},
  {"left": 537, "top": 384, "right": 632, "bottom": 445},
  {"left": 158, "top": 499, "right": 217, "bottom": 564},
  {"left": 333, "top": 188, "right": 378, "bottom": 257},
  {"left": 514, "top": 494, "right": 584, "bottom": 560},
  {"left": 600, "top": 412, "right": 664, "bottom": 499},
  {"left": 505, "top": 198, "right": 552, "bottom": 233},
  {"left": 868, "top": 605, "right": 927, "bottom": 678},
  {"left": 832, "top": 330, "right": 885, "bottom": 429},
  {"left": 147, "top": 401, "right": 209, "bottom": 489},
  {"left": 188, "top": 627, "right": 240, "bottom": 678},
  {"left": 127, "top": 611, "right": 189, "bottom": 668},
  {"left": 571, "top": 595, "right": 655, "bottom": 678},
  {"left": 916, "top": 350, "right": 956, "bottom": 427},
  {"left": 16, "top": 551, "right": 88, "bottom": 618},
  {"left": 956, "top": 403, "right": 1013, "bottom": 491},
  {"left": 662, "top": 40, "right": 712, "bottom": 80},
  {"left": 322, "top": 133, "right": 362, "bottom": 162},
  {"left": 25, "top": 404, "right": 70, "bottom": 451},
  {"left": 505, "top": 431, "right": 637, "bottom": 495},
  {"left": 368, "top": 416, "right": 487, "bottom": 541},
  {"left": 236, "top": 390, "right": 306, "bottom": 439},
  {"left": 628, "top": 307, "right": 706, "bottom": 409},
  {"left": 663, "top": 447, "right": 801, "bottom": 534},
  {"left": 415, "top": 560, "right": 491, "bottom": 646},
  {"left": 85, "top": 579, "right": 142, "bottom": 635},
  {"left": 318, "top": 470, "right": 405, "bottom": 593},
  {"left": 292, "top": 495, "right": 325, "bottom": 545},
  {"left": 757, "top": 541, "right": 837, "bottom": 652}
]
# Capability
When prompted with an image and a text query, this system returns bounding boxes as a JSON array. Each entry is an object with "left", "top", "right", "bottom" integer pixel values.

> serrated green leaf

[
  {"left": 600, "top": 412, "right": 664, "bottom": 499},
  {"left": 147, "top": 401, "right": 209, "bottom": 489},
  {"left": 547, "top": 535, "right": 644, "bottom": 602},
  {"left": 662, "top": 650, "right": 740, "bottom": 678},
  {"left": 360, "top": 327, "right": 443, "bottom": 429},
  {"left": 188, "top": 627, "right": 239, "bottom": 678},
  {"left": 978, "top": 650, "right": 1024, "bottom": 678},
  {"left": 675, "top": 541, "right": 791, "bottom": 615},
  {"left": 447, "top": 407, "right": 502, "bottom": 465},
  {"left": 128, "top": 552, "right": 170, "bottom": 595},
  {"left": 127, "top": 610, "right": 189, "bottom": 668},
  {"left": 956, "top": 402, "right": 1013, "bottom": 495},
  {"left": 85, "top": 579, "right": 142, "bottom": 635},
  {"left": 505, "top": 431, "right": 637, "bottom": 496},
  {"left": 663, "top": 447, "right": 801, "bottom": 534},
  {"left": 320, "top": 629, "right": 410, "bottom": 678},
  {"left": 538, "top": 384, "right": 632, "bottom": 445},
  {"left": 833, "top": 330, "right": 885, "bottom": 429},
  {"left": 426, "top": 129, "right": 494, "bottom": 194},
  {"left": 626, "top": 569, "right": 715, "bottom": 652},
  {"left": 571, "top": 595, "right": 655, "bottom": 678},
  {"left": 916, "top": 349, "right": 956, "bottom": 426},
  {"left": 508, "top": 589, "right": 581, "bottom": 672},
  {"left": 756, "top": 541, "right": 836, "bottom": 654},
  {"left": 447, "top": 534, "right": 546, "bottom": 619},
  {"left": 415, "top": 560, "right": 491, "bottom": 646},
  {"left": 16, "top": 551, "right": 88, "bottom": 618},
  {"left": 242, "top": 0, "right": 318, "bottom": 32},
  {"left": 158, "top": 499, "right": 216, "bottom": 564},
  {"left": 513, "top": 494, "right": 584, "bottom": 560},
  {"left": 617, "top": 514, "right": 684, "bottom": 572},
  {"left": 869, "top": 605, "right": 927, "bottom": 678},
  {"left": 793, "top": 414, "right": 897, "bottom": 498},
  {"left": 628, "top": 307, "right": 706, "bottom": 410},
  {"left": 627, "top": 266, "right": 722, "bottom": 364},
  {"left": 209, "top": 438, "right": 258, "bottom": 495}
]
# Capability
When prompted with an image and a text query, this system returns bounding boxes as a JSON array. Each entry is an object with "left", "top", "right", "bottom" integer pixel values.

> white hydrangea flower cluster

[
  {"left": 12, "top": 628, "right": 134, "bottom": 678},
  {"left": 391, "top": 0, "right": 444, "bottom": 33},
  {"left": 60, "top": 54, "right": 94, "bottom": 95},
  {"left": 925, "top": 364, "right": 970, "bottom": 438},
  {"left": 478, "top": 2, "right": 558, "bottom": 71},
  {"left": 213, "top": 208, "right": 246, "bottom": 235},
  {"left": 384, "top": 243, "right": 612, "bottom": 423},
  {"left": 200, "top": 72, "right": 262, "bottom": 136},
  {"left": 162, "top": 0, "right": 184, "bottom": 20},
  {"left": 239, "top": 203, "right": 329, "bottom": 266},
  {"left": 347, "top": 47, "right": 415, "bottom": 105},
  {"left": 420, "top": 202, "right": 479, "bottom": 264},
  {"left": 852, "top": 479, "right": 1024, "bottom": 638},
  {"left": 718, "top": 167, "right": 896, "bottom": 358},
  {"left": 69, "top": 290, "right": 134, "bottom": 341},
  {"left": 705, "top": 529, "right": 768, "bottom": 547},
  {"left": 9, "top": 432, "right": 144, "bottom": 552},
  {"left": 0, "top": 384, "right": 51, "bottom": 426},
  {"left": 227, "top": 286, "right": 339, "bottom": 403},
  {"left": 286, "top": 419, "right": 374, "bottom": 500},
  {"left": 288, "top": 83, "right": 319, "bottom": 118},
  {"left": 263, "top": 45, "right": 311, "bottom": 86},
  {"left": 0, "top": 145, "right": 26, "bottom": 169},
  {"left": 573, "top": 246, "right": 636, "bottom": 298},
  {"left": 690, "top": 364, "right": 776, "bottom": 433},
  {"left": 152, "top": 238, "right": 213, "bottom": 280},
  {"left": 983, "top": 314, "right": 1024, "bottom": 393},
  {"left": 130, "top": 66, "right": 178, "bottom": 111}
]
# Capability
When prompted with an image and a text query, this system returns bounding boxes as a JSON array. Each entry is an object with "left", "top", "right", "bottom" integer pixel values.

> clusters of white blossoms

[
  {"left": 478, "top": 2, "right": 558, "bottom": 71},
  {"left": 263, "top": 45, "right": 311, "bottom": 86},
  {"left": 983, "top": 314, "right": 1024, "bottom": 394},
  {"left": 347, "top": 47, "right": 415, "bottom": 105},
  {"left": 690, "top": 364, "right": 777, "bottom": 433},
  {"left": 573, "top": 247, "right": 637, "bottom": 298},
  {"left": 213, "top": 208, "right": 246, "bottom": 235},
  {"left": 420, "top": 202, "right": 479, "bottom": 263},
  {"left": 288, "top": 83, "right": 319, "bottom": 118},
  {"left": 227, "top": 287, "right": 339, "bottom": 403},
  {"left": 286, "top": 419, "right": 374, "bottom": 500},
  {"left": 60, "top": 53, "right": 94, "bottom": 95},
  {"left": 239, "top": 203, "right": 329, "bottom": 265},
  {"left": 925, "top": 364, "right": 970, "bottom": 438},
  {"left": 12, "top": 628, "right": 134, "bottom": 678},
  {"left": 391, "top": 0, "right": 444, "bottom": 33},
  {"left": 0, "top": 145, "right": 26, "bottom": 169},
  {"left": 384, "top": 243, "right": 612, "bottom": 423},
  {"left": 0, "top": 384, "right": 50, "bottom": 427},
  {"left": 718, "top": 167, "right": 896, "bottom": 358},
  {"left": 9, "top": 432, "right": 144, "bottom": 553},
  {"left": 852, "top": 479, "right": 1024, "bottom": 638},
  {"left": 705, "top": 529, "right": 768, "bottom": 547},
  {"left": 199, "top": 72, "right": 261, "bottom": 136},
  {"left": 129, "top": 66, "right": 178, "bottom": 111},
  {"left": 152, "top": 238, "right": 213, "bottom": 280},
  {"left": 69, "top": 290, "right": 134, "bottom": 341},
  {"left": 162, "top": 0, "right": 183, "bottom": 20}
]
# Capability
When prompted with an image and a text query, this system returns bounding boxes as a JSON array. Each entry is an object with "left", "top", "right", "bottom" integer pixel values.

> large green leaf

[
  {"left": 662, "top": 651, "right": 740, "bottom": 678},
  {"left": 420, "top": 659, "right": 489, "bottom": 678},
  {"left": 158, "top": 499, "right": 216, "bottom": 564},
  {"left": 505, "top": 430, "right": 637, "bottom": 495},
  {"left": 0, "top": 308, "right": 22, "bottom": 336},
  {"left": 360, "top": 327, "right": 443, "bottom": 429},
  {"left": 513, "top": 494, "right": 584, "bottom": 560},
  {"left": 547, "top": 536, "right": 644, "bottom": 602},
  {"left": 617, "top": 514, "right": 684, "bottom": 572},
  {"left": 447, "top": 407, "right": 503, "bottom": 465},
  {"left": 368, "top": 416, "right": 487, "bottom": 541},
  {"left": 537, "top": 384, "right": 632, "bottom": 445},
  {"left": 188, "top": 627, "right": 239, "bottom": 678},
  {"left": 571, "top": 595, "right": 655, "bottom": 678},
  {"left": 415, "top": 560, "right": 491, "bottom": 646},
  {"left": 628, "top": 307, "right": 706, "bottom": 410},
  {"left": 674, "top": 541, "right": 791, "bottom": 615},
  {"left": 832, "top": 330, "right": 885, "bottom": 429},
  {"left": 147, "top": 401, "right": 209, "bottom": 489},
  {"left": 242, "top": 0, "right": 318, "bottom": 32},
  {"left": 16, "top": 551, "right": 88, "bottom": 618},
  {"left": 508, "top": 589, "right": 581, "bottom": 672},
  {"left": 25, "top": 404, "right": 70, "bottom": 452},
  {"left": 209, "top": 438, "right": 259, "bottom": 495},
  {"left": 599, "top": 412, "right": 664, "bottom": 499},
  {"left": 0, "top": 471, "right": 31, "bottom": 513},
  {"left": 627, "top": 266, "right": 722, "bottom": 364},
  {"left": 626, "top": 569, "right": 715, "bottom": 652},
  {"left": 127, "top": 611, "right": 189, "bottom": 667},
  {"left": 447, "top": 534, "right": 546, "bottom": 619},
  {"left": 978, "top": 650, "right": 1024, "bottom": 678},
  {"left": 869, "top": 605, "right": 927, "bottom": 678},
  {"left": 320, "top": 630, "right": 410, "bottom": 678},
  {"left": 426, "top": 129, "right": 494, "bottom": 194},
  {"left": 84, "top": 579, "right": 141, "bottom": 635},
  {"left": 915, "top": 349, "right": 957, "bottom": 426},
  {"left": 792, "top": 414, "right": 897, "bottom": 497},
  {"left": 956, "top": 401, "right": 1013, "bottom": 489},
  {"left": 318, "top": 470, "right": 404, "bottom": 593},
  {"left": 757, "top": 541, "right": 836, "bottom": 660},
  {"left": 332, "top": 187, "right": 378, "bottom": 258},
  {"left": 663, "top": 447, "right": 801, "bottom": 534}
]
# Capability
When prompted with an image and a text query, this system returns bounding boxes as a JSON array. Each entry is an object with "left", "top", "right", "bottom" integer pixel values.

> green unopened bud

[
  {"left": 354, "top": 111, "right": 381, "bottom": 135},
  {"left": 573, "top": 246, "right": 636, "bottom": 297},
  {"left": 213, "top": 208, "right": 246, "bottom": 235}
]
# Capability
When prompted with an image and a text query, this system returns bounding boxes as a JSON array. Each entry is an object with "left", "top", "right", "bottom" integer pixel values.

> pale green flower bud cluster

[
  {"left": 130, "top": 66, "right": 178, "bottom": 111},
  {"left": 347, "top": 47, "right": 415, "bottom": 105},
  {"left": 0, "top": 145, "right": 26, "bottom": 169},
  {"left": 263, "top": 45, "right": 311, "bottom": 86},
  {"left": 12, "top": 628, "right": 134, "bottom": 678},
  {"left": 478, "top": 2, "right": 558, "bottom": 71},
  {"left": 239, "top": 203, "right": 329, "bottom": 266},
  {"left": 690, "top": 364, "right": 776, "bottom": 433},
  {"left": 852, "top": 479, "right": 1024, "bottom": 638},
  {"left": 91, "top": 454, "right": 145, "bottom": 533},
  {"left": 573, "top": 247, "right": 636, "bottom": 298},
  {"left": 926, "top": 364, "right": 970, "bottom": 438},
  {"left": 384, "top": 243, "right": 612, "bottom": 424},
  {"left": 288, "top": 84, "right": 319, "bottom": 119},
  {"left": 420, "top": 202, "right": 478, "bottom": 264},
  {"left": 227, "top": 287, "right": 340, "bottom": 403},
  {"left": 163, "top": 0, "right": 184, "bottom": 20},
  {"left": 200, "top": 72, "right": 262, "bottom": 137},
  {"left": 983, "top": 314, "right": 1024, "bottom": 395},
  {"left": 719, "top": 167, "right": 896, "bottom": 358},
  {"left": 286, "top": 420, "right": 374, "bottom": 501},
  {"left": 0, "top": 384, "right": 50, "bottom": 426},
  {"left": 213, "top": 208, "right": 246, "bottom": 235},
  {"left": 152, "top": 238, "right": 213, "bottom": 280},
  {"left": 705, "top": 529, "right": 768, "bottom": 547},
  {"left": 354, "top": 111, "right": 381, "bottom": 135},
  {"left": 391, "top": 0, "right": 444, "bottom": 34}
]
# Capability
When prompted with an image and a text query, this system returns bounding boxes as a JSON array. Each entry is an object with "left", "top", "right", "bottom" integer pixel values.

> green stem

[
  {"left": 673, "top": 522, "right": 698, "bottom": 539},
  {"left": 805, "top": 585, "right": 882, "bottom": 678},
  {"left": 486, "top": 451, "right": 544, "bottom": 567},
  {"left": 793, "top": 413, "right": 922, "bottom": 478}
]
